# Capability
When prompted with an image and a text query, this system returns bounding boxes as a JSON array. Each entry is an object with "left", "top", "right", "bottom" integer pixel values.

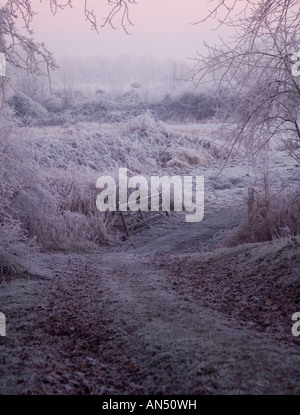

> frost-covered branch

[
  {"left": 190, "top": 0, "right": 300, "bottom": 159},
  {"left": 0, "top": 0, "right": 137, "bottom": 76}
]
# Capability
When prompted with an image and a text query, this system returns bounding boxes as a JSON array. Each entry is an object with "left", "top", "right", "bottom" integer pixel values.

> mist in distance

[{"left": 30, "top": 0, "right": 231, "bottom": 61}]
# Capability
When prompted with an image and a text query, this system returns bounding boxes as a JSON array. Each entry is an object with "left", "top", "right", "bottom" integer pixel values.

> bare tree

[
  {"left": 190, "top": 0, "right": 300, "bottom": 160},
  {"left": 0, "top": 0, "right": 137, "bottom": 80}
]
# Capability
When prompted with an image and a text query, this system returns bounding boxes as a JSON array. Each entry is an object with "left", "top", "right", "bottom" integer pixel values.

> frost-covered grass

[
  {"left": 0, "top": 108, "right": 227, "bottom": 277},
  {"left": 20, "top": 111, "right": 225, "bottom": 180},
  {"left": 2, "top": 96, "right": 299, "bottom": 279},
  {"left": 0, "top": 108, "right": 40, "bottom": 278},
  {"left": 224, "top": 187, "right": 300, "bottom": 246}
]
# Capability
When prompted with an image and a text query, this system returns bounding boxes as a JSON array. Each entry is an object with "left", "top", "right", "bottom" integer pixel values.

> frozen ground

[{"left": 0, "top": 120, "right": 300, "bottom": 394}]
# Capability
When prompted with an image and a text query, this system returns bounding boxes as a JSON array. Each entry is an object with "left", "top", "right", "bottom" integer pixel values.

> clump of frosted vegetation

[
  {"left": 9, "top": 93, "right": 50, "bottom": 126},
  {"left": 0, "top": 108, "right": 40, "bottom": 277},
  {"left": 0, "top": 106, "right": 226, "bottom": 275},
  {"left": 24, "top": 111, "right": 223, "bottom": 174},
  {"left": 224, "top": 187, "right": 300, "bottom": 246},
  {"left": 122, "top": 110, "right": 159, "bottom": 134},
  {"left": 0, "top": 110, "right": 113, "bottom": 276}
]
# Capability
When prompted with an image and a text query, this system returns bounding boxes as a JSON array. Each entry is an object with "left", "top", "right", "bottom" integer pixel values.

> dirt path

[
  {"left": 1, "top": 202, "right": 299, "bottom": 395},
  {"left": 1, "top": 151, "right": 299, "bottom": 394}
]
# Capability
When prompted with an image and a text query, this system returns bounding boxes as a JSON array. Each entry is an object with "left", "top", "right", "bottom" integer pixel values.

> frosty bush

[
  {"left": 122, "top": 110, "right": 159, "bottom": 135},
  {"left": 0, "top": 106, "right": 117, "bottom": 271},
  {"left": 0, "top": 108, "right": 40, "bottom": 277},
  {"left": 0, "top": 219, "right": 39, "bottom": 279},
  {"left": 10, "top": 167, "right": 116, "bottom": 252},
  {"left": 9, "top": 93, "right": 50, "bottom": 126},
  {"left": 224, "top": 187, "right": 300, "bottom": 246},
  {"left": 46, "top": 170, "right": 115, "bottom": 250}
]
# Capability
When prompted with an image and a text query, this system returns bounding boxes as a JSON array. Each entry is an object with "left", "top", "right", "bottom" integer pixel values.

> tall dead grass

[
  {"left": 225, "top": 186, "right": 300, "bottom": 246},
  {"left": 1, "top": 107, "right": 226, "bottom": 277},
  {"left": 0, "top": 109, "right": 117, "bottom": 278}
]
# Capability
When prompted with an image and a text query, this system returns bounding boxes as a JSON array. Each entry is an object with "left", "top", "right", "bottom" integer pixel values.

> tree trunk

[{"left": 0, "top": 9, "right": 6, "bottom": 107}]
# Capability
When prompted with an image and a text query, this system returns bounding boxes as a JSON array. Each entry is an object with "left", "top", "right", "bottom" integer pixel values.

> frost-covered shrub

[
  {"left": 68, "top": 100, "right": 109, "bottom": 122},
  {"left": 147, "top": 92, "right": 216, "bottom": 122},
  {"left": 9, "top": 167, "right": 115, "bottom": 251},
  {"left": 46, "top": 170, "right": 115, "bottom": 249},
  {"left": 122, "top": 110, "right": 159, "bottom": 135},
  {"left": 104, "top": 111, "right": 124, "bottom": 123},
  {"left": 0, "top": 219, "right": 39, "bottom": 279},
  {"left": 43, "top": 97, "right": 65, "bottom": 113},
  {"left": 131, "top": 83, "right": 141, "bottom": 89},
  {"left": 121, "top": 89, "right": 141, "bottom": 105},
  {"left": 224, "top": 187, "right": 300, "bottom": 246},
  {"left": 95, "top": 88, "right": 105, "bottom": 95},
  {"left": 0, "top": 108, "right": 40, "bottom": 276},
  {"left": 8, "top": 93, "right": 50, "bottom": 125}
]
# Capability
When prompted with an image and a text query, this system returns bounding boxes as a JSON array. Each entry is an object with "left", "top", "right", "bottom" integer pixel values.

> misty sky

[{"left": 31, "top": 0, "right": 233, "bottom": 61}]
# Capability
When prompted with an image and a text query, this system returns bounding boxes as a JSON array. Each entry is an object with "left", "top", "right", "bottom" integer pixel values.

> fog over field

[{"left": 0, "top": 0, "right": 300, "bottom": 397}]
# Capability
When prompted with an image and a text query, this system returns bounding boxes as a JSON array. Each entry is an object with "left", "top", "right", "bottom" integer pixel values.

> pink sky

[{"left": 30, "top": 0, "right": 233, "bottom": 60}]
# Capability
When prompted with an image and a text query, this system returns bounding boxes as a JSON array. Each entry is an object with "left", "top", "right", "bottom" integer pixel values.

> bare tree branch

[
  {"left": 190, "top": 0, "right": 300, "bottom": 160},
  {"left": 0, "top": 0, "right": 137, "bottom": 77}
]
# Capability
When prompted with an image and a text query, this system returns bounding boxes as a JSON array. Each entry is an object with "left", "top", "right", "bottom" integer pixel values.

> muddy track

[
  {"left": 1, "top": 201, "right": 300, "bottom": 395},
  {"left": 85, "top": 251, "right": 300, "bottom": 394}
]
